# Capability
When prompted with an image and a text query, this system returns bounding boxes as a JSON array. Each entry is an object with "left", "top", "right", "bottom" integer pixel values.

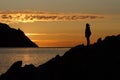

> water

[{"left": 0, "top": 48, "right": 70, "bottom": 75}]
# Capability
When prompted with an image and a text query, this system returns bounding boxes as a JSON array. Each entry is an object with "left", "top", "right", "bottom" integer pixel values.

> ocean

[{"left": 0, "top": 48, "right": 70, "bottom": 75}]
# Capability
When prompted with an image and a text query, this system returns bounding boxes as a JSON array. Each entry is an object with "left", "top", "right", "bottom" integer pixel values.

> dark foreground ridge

[
  {"left": 0, "top": 34, "right": 120, "bottom": 80},
  {"left": 0, "top": 23, "right": 38, "bottom": 47}
]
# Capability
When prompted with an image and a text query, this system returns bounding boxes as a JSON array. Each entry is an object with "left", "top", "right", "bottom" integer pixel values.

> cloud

[
  {"left": 0, "top": 11, "right": 104, "bottom": 23},
  {"left": 25, "top": 33, "right": 47, "bottom": 36},
  {"left": 25, "top": 33, "right": 83, "bottom": 36}
]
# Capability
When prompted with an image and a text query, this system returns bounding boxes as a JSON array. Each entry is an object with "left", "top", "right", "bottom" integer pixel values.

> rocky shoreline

[{"left": 0, "top": 34, "right": 120, "bottom": 80}]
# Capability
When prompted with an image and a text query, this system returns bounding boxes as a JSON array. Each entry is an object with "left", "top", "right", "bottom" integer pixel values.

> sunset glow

[
  {"left": 0, "top": 0, "right": 120, "bottom": 47},
  {"left": 25, "top": 33, "right": 47, "bottom": 36}
]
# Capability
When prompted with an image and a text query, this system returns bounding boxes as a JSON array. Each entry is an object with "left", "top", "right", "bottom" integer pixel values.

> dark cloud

[{"left": 0, "top": 11, "right": 104, "bottom": 23}]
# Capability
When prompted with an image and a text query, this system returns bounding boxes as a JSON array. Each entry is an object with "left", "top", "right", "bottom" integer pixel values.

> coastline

[{"left": 0, "top": 34, "right": 120, "bottom": 80}]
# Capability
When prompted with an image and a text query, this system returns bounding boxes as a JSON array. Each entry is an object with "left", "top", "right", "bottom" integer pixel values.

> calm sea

[{"left": 0, "top": 48, "right": 70, "bottom": 75}]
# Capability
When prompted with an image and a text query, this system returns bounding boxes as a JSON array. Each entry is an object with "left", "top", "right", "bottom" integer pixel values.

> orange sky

[
  {"left": 7, "top": 14, "right": 119, "bottom": 47},
  {"left": 0, "top": 0, "right": 120, "bottom": 47}
]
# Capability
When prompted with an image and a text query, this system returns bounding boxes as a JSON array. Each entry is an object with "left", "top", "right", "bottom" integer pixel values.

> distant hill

[
  {"left": 0, "top": 23, "right": 38, "bottom": 47},
  {"left": 0, "top": 33, "right": 120, "bottom": 80}
]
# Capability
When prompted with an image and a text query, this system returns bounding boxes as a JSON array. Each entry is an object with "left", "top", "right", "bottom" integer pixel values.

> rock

[
  {"left": 0, "top": 61, "right": 22, "bottom": 80},
  {"left": 0, "top": 23, "right": 38, "bottom": 47}
]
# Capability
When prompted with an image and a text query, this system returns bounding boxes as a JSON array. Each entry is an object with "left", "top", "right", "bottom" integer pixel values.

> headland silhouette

[{"left": 0, "top": 23, "right": 38, "bottom": 47}]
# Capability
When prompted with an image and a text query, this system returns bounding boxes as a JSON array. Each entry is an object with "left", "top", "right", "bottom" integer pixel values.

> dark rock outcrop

[
  {"left": 0, "top": 34, "right": 120, "bottom": 80},
  {"left": 0, "top": 23, "right": 38, "bottom": 47}
]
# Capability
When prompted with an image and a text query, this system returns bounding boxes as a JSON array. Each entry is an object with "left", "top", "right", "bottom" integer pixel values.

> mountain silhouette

[
  {"left": 0, "top": 23, "right": 38, "bottom": 47},
  {"left": 0, "top": 34, "right": 120, "bottom": 80}
]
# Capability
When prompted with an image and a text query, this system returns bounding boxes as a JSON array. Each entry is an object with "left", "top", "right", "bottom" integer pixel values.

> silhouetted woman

[{"left": 85, "top": 23, "right": 91, "bottom": 46}]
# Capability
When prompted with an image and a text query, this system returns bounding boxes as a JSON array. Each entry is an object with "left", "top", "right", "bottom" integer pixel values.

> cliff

[
  {"left": 0, "top": 23, "right": 38, "bottom": 47},
  {"left": 0, "top": 34, "right": 120, "bottom": 80}
]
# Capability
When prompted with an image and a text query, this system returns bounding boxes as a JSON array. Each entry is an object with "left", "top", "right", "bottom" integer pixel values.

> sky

[{"left": 0, "top": 0, "right": 120, "bottom": 47}]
